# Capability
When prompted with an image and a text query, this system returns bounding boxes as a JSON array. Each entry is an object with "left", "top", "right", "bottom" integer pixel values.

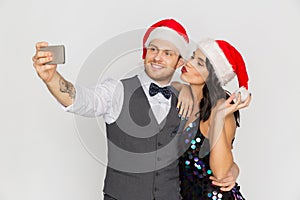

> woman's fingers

[
  {"left": 176, "top": 101, "right": 182, "bottom": 112},
  {"left": 220, "top": 182, "right": 236, "bottom": 191},
  {"left": 236, "top": 93, "right": 252, "bottom": 110},
  {"left": 181, "top": 104, "right": 189, "bottom": 119},
  {"left": 186, "top": 101, "right": 193, "bottom": 119},
  {"left": 177, "top": 101, "right": 183, "bottom": 118},
  {"left": 178, "top": 101, "right": 188, "bottom": 119},
  {"left": 210, "top": 176, "right": 233, "bottom": 184},
  {"left": 234, "top": 92, "right": 242, "bottom": 106},
  {"left": 226, "top": 93, "right": 236, "bottom": 105},
  {"left": 210, "top": 175, "right": 236, "bottom": 191}
]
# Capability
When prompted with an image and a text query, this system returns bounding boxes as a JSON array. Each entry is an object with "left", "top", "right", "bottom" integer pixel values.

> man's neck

[{"left": 140, "top": 70, "right": 171, "bottom": 87}]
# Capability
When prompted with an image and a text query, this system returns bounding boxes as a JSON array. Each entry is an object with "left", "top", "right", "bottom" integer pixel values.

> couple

[{"left": 32, "top": 19, "right": 251, "bottom": 200}]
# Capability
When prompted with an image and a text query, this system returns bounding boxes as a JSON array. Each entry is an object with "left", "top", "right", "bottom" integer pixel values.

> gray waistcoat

[{"left": 103, "top": 76, "right": 182, "bottom": 200}]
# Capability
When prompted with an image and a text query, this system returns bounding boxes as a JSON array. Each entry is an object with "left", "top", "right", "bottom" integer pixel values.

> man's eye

[
  {"left": 148, "top": 47, "right": 156, "bottom": 52},
  {"left": 166, "top": 51, "right": 175, "bottom": 56},
  {"left": 191, "top": 56, "right": 195, "bottom": 59}
]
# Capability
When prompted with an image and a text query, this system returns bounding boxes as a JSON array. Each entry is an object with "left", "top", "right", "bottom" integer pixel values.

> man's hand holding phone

[{"left": 32, "top": 42, "right": 65, "bottom": 83}]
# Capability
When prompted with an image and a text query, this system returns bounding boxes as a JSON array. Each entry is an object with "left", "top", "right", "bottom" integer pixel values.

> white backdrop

[{"left": 1, "top": 0, "right": 300, "bottom": 199}]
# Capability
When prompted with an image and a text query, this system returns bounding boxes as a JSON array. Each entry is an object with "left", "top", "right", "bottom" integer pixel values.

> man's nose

[{"left": 154, "top": 51, "right": 163, "bottom": 62}]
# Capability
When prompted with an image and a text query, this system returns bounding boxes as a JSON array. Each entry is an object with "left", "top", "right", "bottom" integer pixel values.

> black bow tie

[{"left": 149, "top": 82, "right": 172, "bottom": 99}]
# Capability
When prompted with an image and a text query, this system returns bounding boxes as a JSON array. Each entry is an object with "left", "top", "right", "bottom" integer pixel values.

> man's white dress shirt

[{"left": 64, "top": 71, "right": 172, "bottom": 124}]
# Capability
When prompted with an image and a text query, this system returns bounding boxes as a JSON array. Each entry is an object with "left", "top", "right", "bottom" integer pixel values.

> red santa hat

[
  {"left": 142, "top": 19, "right": 189, "bottom": 59},
  {"left": 198, "top": 38, "right": 250, "bottom": 100}
]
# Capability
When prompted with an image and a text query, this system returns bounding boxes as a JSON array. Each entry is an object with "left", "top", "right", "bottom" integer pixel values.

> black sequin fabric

[{"left": 179, "top": 119, "right": 245, "bottom": 200}]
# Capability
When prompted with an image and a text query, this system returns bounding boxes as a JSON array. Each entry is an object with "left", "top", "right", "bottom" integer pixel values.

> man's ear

[{"left": 175, "top": 57, "right": 185, "bottom": 69}]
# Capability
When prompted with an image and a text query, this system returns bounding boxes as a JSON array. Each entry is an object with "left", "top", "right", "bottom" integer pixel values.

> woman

[{"left": 178, "top": 39, "right": 251, "bottom": 200}]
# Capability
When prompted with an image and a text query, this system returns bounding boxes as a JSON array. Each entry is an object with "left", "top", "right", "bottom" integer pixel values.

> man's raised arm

[{"left": 32, "top": 41, "right": 74, "bottom": 107}]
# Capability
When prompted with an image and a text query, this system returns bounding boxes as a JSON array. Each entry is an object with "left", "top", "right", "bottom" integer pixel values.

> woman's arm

[
  {"left": 208, "top": 93, "right": 251, "bottom": 179},
  {"left": 208, "top": 112, "right": 236, "bottom": 179}
]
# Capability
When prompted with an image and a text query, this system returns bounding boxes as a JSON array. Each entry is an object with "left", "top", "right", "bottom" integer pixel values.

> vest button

[{"left": 157, "top": 142, "right": 162, "bottom": 146}]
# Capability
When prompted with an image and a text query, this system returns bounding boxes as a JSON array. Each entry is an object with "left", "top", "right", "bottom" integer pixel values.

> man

[{"left": 32, "top": 19, "right": 238, "bottom": 200}]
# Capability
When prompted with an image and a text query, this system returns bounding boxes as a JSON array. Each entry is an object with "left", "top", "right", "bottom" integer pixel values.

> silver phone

[{"left": 40, "top": 45, "right": 65, "bottom": 64}]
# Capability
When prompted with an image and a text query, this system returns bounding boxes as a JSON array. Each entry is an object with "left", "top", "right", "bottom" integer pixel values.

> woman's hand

[
  {"left": 209, "top": 171, "right": 236, "bottom": 191},
  {"left": 209, "top": 162, "right": 240, "bottom": 191},
  {"left": 214, "top": 92, "right": 252, "bottom": 118},
  {"left": 176, "top": 84, "right": 194, "bottom": 120}
]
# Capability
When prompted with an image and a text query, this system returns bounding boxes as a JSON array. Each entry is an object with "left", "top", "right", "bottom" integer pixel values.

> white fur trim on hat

[
  {"left": 198, "top": 38, "right": 236, "bottom": 86},
  {"left": 145, "top": 27, "right": 189, "bottom": 59}
]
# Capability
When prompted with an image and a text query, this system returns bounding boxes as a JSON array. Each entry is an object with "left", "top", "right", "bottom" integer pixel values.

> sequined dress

[{"left": 179, "top": 118, "right": 245, "bottom": 200}]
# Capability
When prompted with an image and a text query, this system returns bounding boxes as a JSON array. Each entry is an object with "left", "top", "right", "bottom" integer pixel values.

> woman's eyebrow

[{"left": 197, "top": 57, "right": 205, "bottom": 62}]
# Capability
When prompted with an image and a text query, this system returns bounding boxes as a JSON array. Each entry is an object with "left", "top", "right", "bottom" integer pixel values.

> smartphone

[{"left": 40, "top": 45, "right": 65, "bottom": 64}]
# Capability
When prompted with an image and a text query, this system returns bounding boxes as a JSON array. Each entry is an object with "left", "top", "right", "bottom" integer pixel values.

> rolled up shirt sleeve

[{"left": 62, "top": 78, "right": 124, "bottom": 123}]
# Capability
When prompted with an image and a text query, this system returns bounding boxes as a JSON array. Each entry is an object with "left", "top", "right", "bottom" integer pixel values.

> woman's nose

[{"left": 185, "top": 60, "right": 193, "bottom": 68}]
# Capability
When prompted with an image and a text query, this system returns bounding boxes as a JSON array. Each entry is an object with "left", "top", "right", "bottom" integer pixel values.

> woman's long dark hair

[{"left": 199, "top": 58, "right": 240, "bottom": 127}]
